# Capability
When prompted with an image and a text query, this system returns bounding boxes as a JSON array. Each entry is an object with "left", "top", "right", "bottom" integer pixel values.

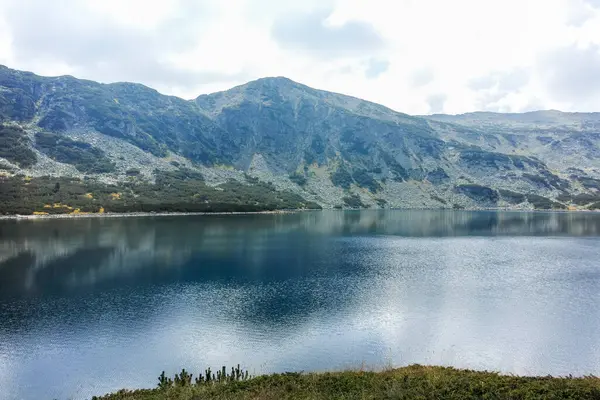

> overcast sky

[{"left": 1, "top": 0, "right": 600, "bottom": 115}]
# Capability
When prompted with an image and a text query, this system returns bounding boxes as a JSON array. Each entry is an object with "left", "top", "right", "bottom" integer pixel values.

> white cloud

[
  {"left": 364, "top": 59, "right": 390, "bottom": 79},
  {"left": 271, "top": 7, "right": 385, "bottom": 58},
  {"left": 410, "top": 68, "right": 435, "bottom": 89},
  {"left": 537, "top": 43, "right": 600, "bottom": 109},
  {"left": 0, "top": 0, "right": 599, "bottom": 112},
  {"left": 426, "top": 94, "right": 447, "bottom": 114}
]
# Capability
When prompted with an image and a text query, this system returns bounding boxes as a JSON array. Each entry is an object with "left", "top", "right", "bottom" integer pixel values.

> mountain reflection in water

[{"left": 0, "top": 210, "right": 599, "bottom": 400}]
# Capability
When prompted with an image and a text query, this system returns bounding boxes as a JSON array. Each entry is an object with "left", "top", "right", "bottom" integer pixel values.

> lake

[{"left": 1, "top": 210, "right": 600, "bottom": 400}]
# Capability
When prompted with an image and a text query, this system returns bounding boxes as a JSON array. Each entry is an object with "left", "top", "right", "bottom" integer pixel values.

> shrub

[
  {"left": 125, "top": 168, "right": 141, "bottom": 176},
  {"left": 426, "top": 167, "right": 449, "bottom": 184},
  {"left": 455, "top": 184, "right": 499, "bottom": 203},
  {"left": 343, "top": 194, "right": 365, "bottom": 208},
  {"left": 499, "top": 189, "right": 526, "bottom": 204},
  {"left": 35, "top": 131, "right": 116, "bottom": 173},
  {"left": 523, "top": 171, "right": 569, "bottom": 192},
  {"left": 527, "top": 194, "right": 566, "bottom": 210},
  {"left": 154, "top": 365, "right": 251, "bottom": 391},
  {"left": 589, "top": 201, "right": 600, "bottom": 210},
  {"left": 0, "top": 172, "right": 322, "bottom": 215},
  {"left": 431, "top": 195, "right": 447, "bottom": 204},
  {"left": 381, "top": 152, "right": 408, "bottom": 181},
  {"left": 557, "top": 193, "right": 600, "bottom": 206},
  {"left": 0, "top": 125, "right": 37, "bottom": 167},
  {"left": 331, "top": 166, "right": 353, "bottom": 189},
  {"left": 352, "top": 169, "right": 381, "bottom": 193},
  {"left": 375, "top": 198, "right": 387, "bottom": 207},
  {"left": 578, "top": 177, "right": 600, "bottom": 191},
  {"left": 289, "top": 172, "right": 307, "bottom": 186}
]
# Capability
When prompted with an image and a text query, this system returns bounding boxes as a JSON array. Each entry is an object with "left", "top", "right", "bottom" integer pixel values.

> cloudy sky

[{"left": 1, "top": 0, "right": 600, "bottom": 115}]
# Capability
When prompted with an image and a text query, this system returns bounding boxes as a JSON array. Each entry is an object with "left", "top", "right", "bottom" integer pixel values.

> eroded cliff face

[{"left": 2, "top": 64, "right": 600, "bottom": 213}]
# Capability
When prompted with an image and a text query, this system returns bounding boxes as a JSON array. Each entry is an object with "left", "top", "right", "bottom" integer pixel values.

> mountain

[{"left": 1, "top": 65, "right": 600, "bottom": 215}]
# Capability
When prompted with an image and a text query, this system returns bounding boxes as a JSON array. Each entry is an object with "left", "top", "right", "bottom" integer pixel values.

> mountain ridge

[
  {"left": 1, "top": 64, "right": 600, "bottom": 214},
  {"left": 5, "top": 64, "right": 583, "bottom": 118}
]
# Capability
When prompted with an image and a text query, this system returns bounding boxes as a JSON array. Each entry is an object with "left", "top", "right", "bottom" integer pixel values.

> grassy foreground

[{"left": 93, "top": 365, "right": 600, "bottom": 400}]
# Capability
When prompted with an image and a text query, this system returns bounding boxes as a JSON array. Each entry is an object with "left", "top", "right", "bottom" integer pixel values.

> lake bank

[
  {"left": 0, "top": 209, "right": 299, "bottom": 220},
  {"left": 93, "top": 365, "right": 600, "bottom": 400},
  {"left": 1, "top": 207, "right": 598, "bottom": 220}
]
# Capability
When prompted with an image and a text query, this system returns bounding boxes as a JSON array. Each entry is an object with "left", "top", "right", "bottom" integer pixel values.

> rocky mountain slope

[{"left": 1, "top": 65, "right": 600, "bottom": 214}]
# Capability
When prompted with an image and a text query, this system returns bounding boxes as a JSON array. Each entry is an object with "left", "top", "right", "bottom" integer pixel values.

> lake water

[{"left": 1, "top": 210, "right": 600, "bottom": 399}]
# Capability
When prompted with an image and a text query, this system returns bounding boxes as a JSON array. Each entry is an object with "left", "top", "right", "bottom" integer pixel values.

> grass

[{"left": 93, "top": 365, "right": 600, "bottom": 400}]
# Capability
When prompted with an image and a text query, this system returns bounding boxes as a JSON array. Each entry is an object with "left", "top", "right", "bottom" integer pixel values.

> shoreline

[
  {"left": 0, "top": 210, "right": 301, "bottom": 221},
  {"left": 0, "top": 207, "right": 598, "bottom": 221}
]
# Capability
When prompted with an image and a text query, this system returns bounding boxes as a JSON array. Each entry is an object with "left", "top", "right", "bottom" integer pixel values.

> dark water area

[{"left": 1, "top": 210, "right": 600, "bottom": 399}]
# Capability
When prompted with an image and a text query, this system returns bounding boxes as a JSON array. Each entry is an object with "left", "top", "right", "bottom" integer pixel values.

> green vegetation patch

[
  {"left": 35, "top": 132, "right": 116, "bottom": 173},
  {"left": 500, "top": 189, "right": 565, "bottom": 209},
  {"left": 352, "top": 169, "right": 381, "bottom": 193},
  {"left": 498, "top": 189, "right": 526, "bottom": 204},
  {"left": 381, "top": 152, "right": 408, "bottom": 182},
  {"left": 375, "top": 198, "right": 387, "bottom": 208},
  {"left": 589, "top": 201, "right": 600, "bottom": 210},
  {"left": 459, "top": 149, "right": 544, "bottom": 171},
  {"left": 331, "top": 166, "right": 354, "bottom": 189},
  {"left": 527, "top": 194, "right": 566, "bottom": 210},
  {"left": 557, "top": 193, "right": 600, "bottom": 206},
  {"left": 125, "top": 168, "right": 141, "bottom": 176},
  {"left": 578, "top": 176, "right": 600, "bottom": 191},
  {"left": 94, "top": 364, "right": 600, "bottom": 400},
  {"left": 0, "top": 125, "right": 37, "bottom": 168},
  {"left": 304, "top": 136, "right": 326, "bottom": 165},
  {"left": 430, "top": 194, "right": 448, "bottom": 204},
  {"left": 523, "top": 171, "right": 570, "bottom": 192},
  {"left": 289, "top": 171, "right": 307, "bottom": 186},
  {"left": 340, "top": 129, "right": 370, "bottom": 155},
  {"left": 459, "top": 150, "right": 510, "bottom": 169},
  {"left": 455, "top": 184, "right": 499, "bottom": 203},
  {"left": 343, "top": 194, "right": 366, "bottom": 208},
  {"left": 426, "top": 167, "right": 449, "bottom": 184},
  {"left": 0, "top": 170, "right": 322, "bottom": 215}
]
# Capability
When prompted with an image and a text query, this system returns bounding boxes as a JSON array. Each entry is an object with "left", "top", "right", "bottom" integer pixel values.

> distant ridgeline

[{"left": 1, "top": 64, "right": 600, "bottom": 214}]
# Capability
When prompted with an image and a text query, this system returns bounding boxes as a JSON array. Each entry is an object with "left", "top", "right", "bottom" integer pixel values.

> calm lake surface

[{"left": 1, "top": 210, "right": 600, "bottom": 399}]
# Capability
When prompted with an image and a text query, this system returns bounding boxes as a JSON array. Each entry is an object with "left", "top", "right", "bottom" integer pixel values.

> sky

[{"left": 1, "top": 0, "right": 600, "bottom": 115}]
